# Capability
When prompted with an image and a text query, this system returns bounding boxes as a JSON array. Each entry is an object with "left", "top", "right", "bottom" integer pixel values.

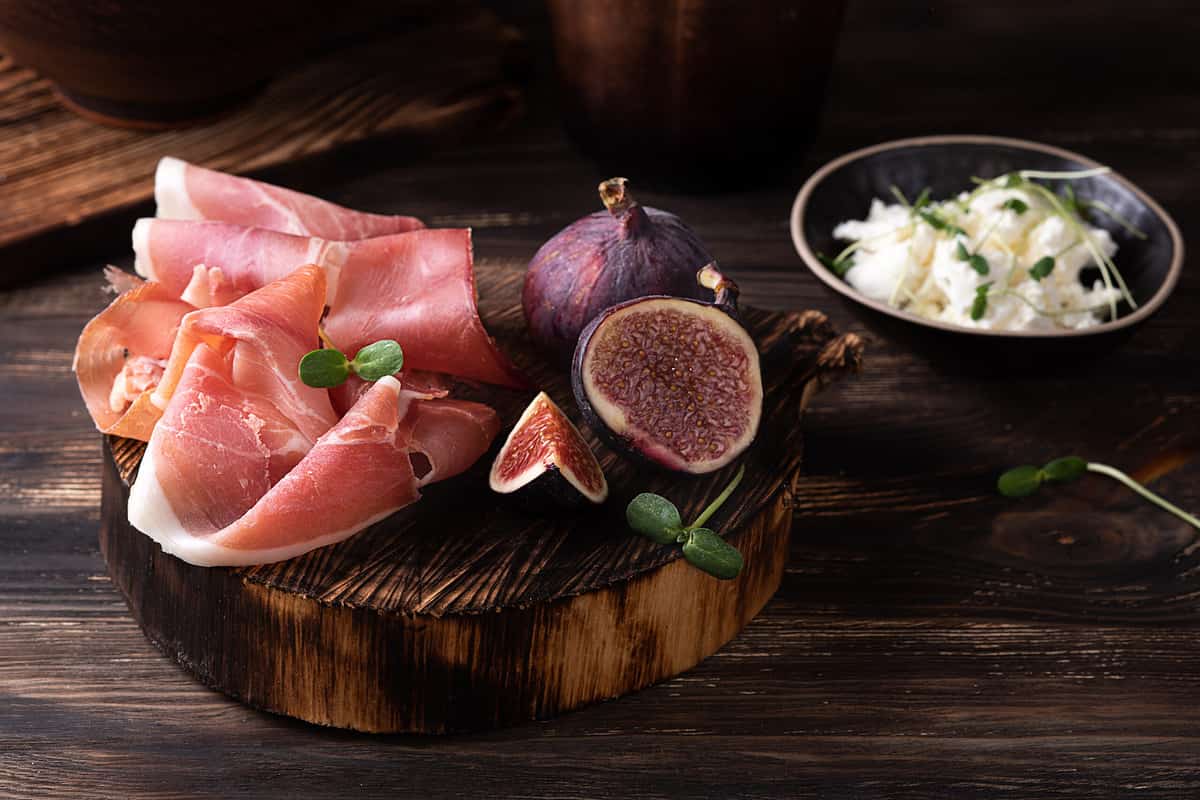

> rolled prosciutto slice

[
  {"left": 323, "top": 228, "right": 526, "bottom": 388},
  {"left": 154, "top": 156, "right": 424, "bottom": 240},
  {"left": 133, "top": 219, "right": 526, "bottom": 388},
  {"left": 73, "top": 274, "right": 193, "bottom": 441},
  {"left": 129, "top": 375, "right": 499, "bottom": 566},
  {"left": 133, "top": 219, "right": 349, "bottom": 305}
]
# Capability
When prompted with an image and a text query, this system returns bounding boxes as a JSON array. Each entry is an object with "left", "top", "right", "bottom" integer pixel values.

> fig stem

[
  {"left": 598, "top": 177, "right": 634, "bottom": 216},
  {"left": 688, "top": 465, "right": 746, "bottom": 530},
  {"left": 697, "top": 263, "right": 740, "bottom": 309}
]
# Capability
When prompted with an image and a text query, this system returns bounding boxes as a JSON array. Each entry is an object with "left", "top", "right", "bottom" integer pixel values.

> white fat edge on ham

[
  {"left": 127, "top": 439, "right": 406, "bottom": 566},
  {"left": 132, "top": 218, "right": 349, "bottom": 306},
  {"left": 129, "top": 376, "right": 423, "bottom": 567},
  {"left": 153, "top": 156, "right": 201, "bottom": 221}
]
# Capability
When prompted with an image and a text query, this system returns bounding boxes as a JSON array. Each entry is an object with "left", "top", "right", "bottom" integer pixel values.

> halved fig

[
  {"left": 571, "top": 265, "right": 763, "bottom": 475},
  {"left": 489, "top": 391, "right": 608, "bottom": 505}
]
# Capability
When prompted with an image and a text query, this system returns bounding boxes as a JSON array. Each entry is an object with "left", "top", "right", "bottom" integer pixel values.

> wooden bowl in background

[{"left": 0, "top": 0, "right": 430, "bottom": 128}]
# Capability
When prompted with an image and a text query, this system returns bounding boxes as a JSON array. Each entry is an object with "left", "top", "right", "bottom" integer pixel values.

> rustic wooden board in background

[
  {"left": 2, "top": 0, "right": 1200, "bottom": 797},
  {"left": 0, "top": 7, "right": 521, "bottom": 279}
]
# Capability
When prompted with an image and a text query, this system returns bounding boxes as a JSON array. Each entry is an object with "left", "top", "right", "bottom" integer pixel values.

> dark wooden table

[{"left": 3, "top": 2, "right": 1199, "bottom": 797}]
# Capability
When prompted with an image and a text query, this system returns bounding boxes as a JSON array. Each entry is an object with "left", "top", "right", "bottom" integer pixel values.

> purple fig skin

[
  {"left": 571, "top": 268, "right": 760, "bottom": 475},
  {"left": 523, "top": 180, "right": 714, "bottom": 363}
]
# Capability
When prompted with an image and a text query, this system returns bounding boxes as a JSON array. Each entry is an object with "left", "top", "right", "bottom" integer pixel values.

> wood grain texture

[
  {"left": 98, "top": 259, "right": 860, "bottom": 732},
  {"left": 3, "top": 0, "right": 1200, "bottom": 795},
  {"left": 0, "top": 7, "right": 521, "bottom": 276}
]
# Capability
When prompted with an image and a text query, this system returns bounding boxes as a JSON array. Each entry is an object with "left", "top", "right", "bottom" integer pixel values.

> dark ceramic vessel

[
  {"left": 547, "top": 0, "right": 846, "bottom": 190},
  {"left": 0, "top": 0, "right": 414, "bottom": 128},
  {"left": 790, "top": 135, "right": 1184, "bottom": 368}
]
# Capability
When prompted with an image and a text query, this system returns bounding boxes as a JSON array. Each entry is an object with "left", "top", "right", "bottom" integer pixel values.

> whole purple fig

[{"left": 522, "top": 177, "right": 714, "bottom": 362}]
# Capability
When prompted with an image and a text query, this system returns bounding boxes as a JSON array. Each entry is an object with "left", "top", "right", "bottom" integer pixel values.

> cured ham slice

[
  {"left": 323, "top": 228, "right": 526, "bottom": 388},
  {"left": 129, "top": 375, "right": 499, "bottom": 566},
  {"left": 133, "top": 219, "right": 526, "bottom": 388},
  {"left": 148, "top": 264, "right": 337, "bottom": 442},
  {"left": 73, "top": 277, "right": 193, "bottom": 441},
  {"left": 154, "top": 156, "right": 424, "bottom": 239},
  {"left": 133, "top": 219, "right": 348, "bottom": 305}
]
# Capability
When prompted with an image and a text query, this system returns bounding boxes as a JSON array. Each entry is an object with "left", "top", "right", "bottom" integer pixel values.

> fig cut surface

[{"left": 575, "top": 297, "right": 763, "bottom": 474}]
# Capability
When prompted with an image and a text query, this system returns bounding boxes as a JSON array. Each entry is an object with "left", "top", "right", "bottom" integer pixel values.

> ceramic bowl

[{"left": 790, "top": 135, "right": 1183, "bottom": 363}]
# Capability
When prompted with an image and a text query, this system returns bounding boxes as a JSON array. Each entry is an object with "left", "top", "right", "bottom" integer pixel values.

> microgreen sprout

[
  {"left": 998, "top": 457, "right": 1200, "bottom": 531},
  {"left": 626, "top": 465, "right": 746, "bottom": 580},
  {"left": 1001, "top": 197, "right": 1029, "bottom": 215},
  {"left": 955, "top": 240, "right": 990, "bottom": 276},
  {"left": 1029, "top": 256, "right": 1055, "bottom": 282},
  {"left": 299, "top": 335, "right": 404, "bottom": 388},
  {"left": 970, "top": 282, "right": 993, "bottom": 320}
]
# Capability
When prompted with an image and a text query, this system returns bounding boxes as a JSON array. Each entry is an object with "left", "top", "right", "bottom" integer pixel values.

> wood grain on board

[
  {"left": 3, "top": 0, "right": 1200, "bottom": 796},
  {"left": 97, "top": 263, "right": 860, "bottom": 732},
  {"left": 0, "top": 8, "right": 521, "bottom": 275}
]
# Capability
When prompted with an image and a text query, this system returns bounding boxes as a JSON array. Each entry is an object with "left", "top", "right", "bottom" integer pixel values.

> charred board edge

[{"left": 100, "top": 449, "right": 796, "bottom": 733}]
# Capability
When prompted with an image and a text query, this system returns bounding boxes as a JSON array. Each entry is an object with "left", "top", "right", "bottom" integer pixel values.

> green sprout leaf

[
  {"left": 913, "top": 187, "right": 932, "bottom": 210},
  {"left": 1041, "top": 456, "right": 1087, "bottom": 483},
  {"left": 682, "top": 528, "right": 744, "bottom": 580},
  {"left": 998, "top": 465, "right": 1043, "bottom": 497},
  {"left": 917, "top": 209, "right": 966, "bottom": 236},
  {"left": 1002, "top": 197, "right": 1029, "bottom": 214},
  {"left": 350, "top": 339, "right": 404, "bottom": 381},
  {"left": 970, "top": 282, "right": 992, "bottom": 321},
  {"left": 625, "top": 466, "right": 746, "bottom": 579},
  {"left": 967, "top": 254, "right": 990, "bottom": 275},
  {"left": 1003, "top": 173, "right": 1024, "bottom": 189},
  {"left": 299, "top": 348, "right": 351, "bottom": 388},
  {"left": 1029, "top": 256, "right": 1055, "bottom": 282},
  {"left": 817, "top": 251, "right": 854, "bottom": 278},
  {"left": 998, "top": 456, "right": 1200, "bottom": 533},
  {"left": 626, "top": 493, "right": 683, "bottom": 545},
  {"left": 955, "top": 241, "right": 971, "bottom": 261}
]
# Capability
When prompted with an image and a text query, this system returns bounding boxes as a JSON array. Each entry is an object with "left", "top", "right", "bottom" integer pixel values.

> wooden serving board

[
  {"left": 0, "top": 7, "right": 521, "bottom": 277},
  {"left": 99, "top": 262, "right": 862, "bottom": 733}
]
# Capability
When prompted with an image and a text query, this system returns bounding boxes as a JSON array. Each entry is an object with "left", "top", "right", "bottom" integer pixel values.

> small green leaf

[
  {"left": 955, "top": 241, "right": 971, "bottom": 261},
  {"left": 682, "top": 528, "right": 744, "bottom": 580},
  {"left": 1002, "top": 197, "right": 1029, "bottom": 214},
  {"left": 970, "top": 283, "right": 992, "bottom": 321},
  {"left": 627, "top": 493, "right": 683, "bottom": 544},
  {"left": 350, "top": 339, "right": 404, "bottom": 381},
  {"left": 299, "top": 348, "right": 351, "bottom": 388},
  {"left": 913, "top": 187, "right": 932, "bottom": 210},
  {"left": 817, "top": 252, "right": 853, "bottom": 277},
  {"left": 998, "top": 465, "right": 1044, "bottom": 497},
  {"left": 1003, "top": 174, "right": 1024, "bottom": 189},
  {"left": 967, "top": 254, "right": 990, "bottom": 275},
  {"left": 1042, "top": 456, "right": 1087, "bottom": 483},
  {"left": 1029, "top": 256, "right": 1055, "bottom": 281}
]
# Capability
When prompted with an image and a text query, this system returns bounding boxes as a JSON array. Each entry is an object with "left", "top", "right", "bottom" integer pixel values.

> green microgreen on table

[
  {"left": 626, "top": 465, "right": 746, "bottom": 580},
  {"left": 998, "top": 456, "right": 1200, "bottom": 531},
  {"left": 299, "top": 335, "right": 405, "bottom": 388}
]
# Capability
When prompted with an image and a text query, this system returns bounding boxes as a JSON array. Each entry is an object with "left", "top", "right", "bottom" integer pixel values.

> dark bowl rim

[{"left": 790, "top": 134, "right": 1185, "bottom": 339}]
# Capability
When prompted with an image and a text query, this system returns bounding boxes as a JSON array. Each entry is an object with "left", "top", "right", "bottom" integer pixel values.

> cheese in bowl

[{"left": 823, "top": 169, "right": 1140, "bottom": 332}]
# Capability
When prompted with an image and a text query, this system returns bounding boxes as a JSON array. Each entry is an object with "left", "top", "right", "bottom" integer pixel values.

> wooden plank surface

[
  {"left": 2, "top": 0, "right": 1200, "bottom": 797},
  {"left": 0, "top": 6, "right": 521, "bottom": 277}
]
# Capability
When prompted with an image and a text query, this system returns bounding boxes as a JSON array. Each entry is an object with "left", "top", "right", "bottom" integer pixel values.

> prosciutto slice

[
  {"left": 133, "top": 219, "right": 525, "bottom": 388},
  {"left": 323, "top": 228, "right": 526, "bottom": 388},
  {"left": 73, "top": 276, "right": 193, "bottom": 441},
  {"left": 129, "top": 375, "right": 499, "bottom": 566},
  {"left": 133, "top": 219, "right": 348, "bottom": 305},
  {"left": 154, "top": 156, "right": 424, "bottom": 239}
]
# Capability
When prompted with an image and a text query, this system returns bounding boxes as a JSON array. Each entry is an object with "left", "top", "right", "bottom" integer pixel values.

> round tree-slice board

[{"left": 99, "top": 262, "right": 862, "bottom": 733}]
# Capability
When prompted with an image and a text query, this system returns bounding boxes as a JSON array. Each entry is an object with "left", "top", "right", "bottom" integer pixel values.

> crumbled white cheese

[{"left": 832, "top": 185, "right": 1123, "bottom": 331}]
